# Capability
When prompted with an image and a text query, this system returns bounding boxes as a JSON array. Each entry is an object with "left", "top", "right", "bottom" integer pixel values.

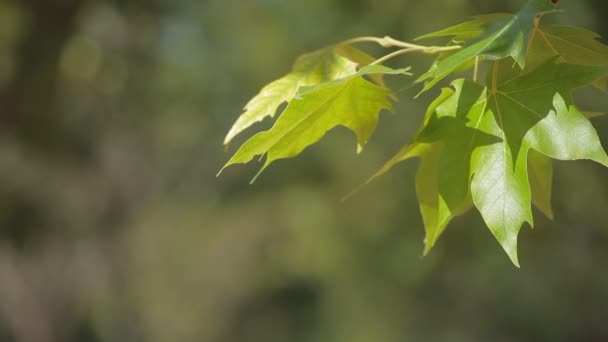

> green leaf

[
  {"left": 525, "top": 93, "right": 608, "bottom": 167},
  {"left": 365, "top": 80, "right": 498, "bottom": 254},
  {"left": 417, "top": 0, "right": 558, "bottom": 95},
  {"left": 220, "top": 1, "right": 608, "bottom": 267},
  {"left": 528, "top": 25, "right": 608, "bottom": 91},
  {"left": 415, "top": 80, "right": 499, "bottom": 253},
  {"left": 469, "top": 59, "right": 608, "bottom": 266},
  {"left": 392, "top": 59, "right": 608, "bottom": 265},
  {"left": 219, "top": 66, "right": 411, "bottom": 181},
  {"left": 224, "top": 46, "right": 367, "bottom": 145},
  {"left": 416, "top": 13, "right": 511, "bottom": 42},
  {"left": 492, "top": 24, "right": 608, "bottom": 85},
  {"left": 528, "top": 25, "right": 608, "bottom": 67},
  {"left": 469, "top": 105, "right": 530, "bottom": 267},
  {"left": 335, "top": 44, "right": 385, "bottom": 86},
  {"left": 491, "top": 58, "right": 608, "bottom": 161}
]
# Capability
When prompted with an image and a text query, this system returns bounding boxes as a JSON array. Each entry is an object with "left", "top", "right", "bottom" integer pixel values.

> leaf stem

[
  {"left": 370, "top": 45, "right": 461, "bottom": 66},
  {"left": 339, "top": 35, "right": 461, "bottom": 66},
  {"left": 339, "top": 36, "right": 424, "bottom": 49},
  {"left": 473, "top": 56, "right": 480, "bottom": 82}
]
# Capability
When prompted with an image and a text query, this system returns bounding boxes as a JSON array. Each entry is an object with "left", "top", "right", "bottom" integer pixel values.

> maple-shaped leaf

[
  {"left": 490, "top": 58, "right": 608, "bottom": 162},
  {"left": 414, "top": 80, "right": 501, "bottom": 253},
  {"left": 528, "top": 95, "right": 605, "bottom": 220},
  {"left": 487, "top": 23, "right": 608, "bottom": 86},
  {"left": 362, "top": 80, "right": 498, "bottom": 254},
  {"left": 219, "top": 65, "right": 411, "bottom": 181},
  {"left": 224, "top": 46, "right": 378, "bottom": 144},
  {"left": 367, "top": 59, "right": 608, "bottom": 264},
  {"left": 416, "top": 0, "right": 558, "bottom": 94},
  {"left": 528, "top": 25, "right": 608, "bottom": 91},
  {"left": 470, "top": 59, "right": 608, "bottom": 266},
  {"left": 528, "top": 25, "right": 608, "bottom": 67},
  {"left": 525, "top": 94, "right": 608, "bottom": 166}
]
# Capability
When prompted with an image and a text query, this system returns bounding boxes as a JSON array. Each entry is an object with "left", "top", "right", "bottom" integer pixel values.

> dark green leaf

[{"left": 417, "top": 0, "right": 558, "bottom": 94}]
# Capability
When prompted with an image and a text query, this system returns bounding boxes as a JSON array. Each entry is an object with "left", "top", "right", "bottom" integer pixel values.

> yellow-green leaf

[
  {"left": 220, "top": 66, "right": 411, "bottom": 181},
  {"left": 224, "top": 47, "right": 362, "bottom": 144}
]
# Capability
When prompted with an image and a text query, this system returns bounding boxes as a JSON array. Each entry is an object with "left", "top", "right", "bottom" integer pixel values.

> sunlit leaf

[
  {"left": 335, "top": 44, "right": 385, "bottom": 86},
  {"left": 220, "top": 66, "right": 411, "bottom": 181},
  {"left": 470, "top": 59, "right": 608, "bottom": 265},
  {"left": 225, "top": 46, "right": 369, "bottom": 144},
  {"left": 415, "top": 80, "right": 497, "bottom": 253},
  {"left": 220, "top": 0, "right": 608, "bottom": 267},
  {"left": 525, "top": 93, "right": 608, "bottom": 167},
  {"left": 365, "top": 80, "right": 494, "bottom": 254}
]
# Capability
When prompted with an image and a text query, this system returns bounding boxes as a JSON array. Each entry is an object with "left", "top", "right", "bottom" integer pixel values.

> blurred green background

[{"left": 1, "top": 0, "right": 608, "bottom": 341}]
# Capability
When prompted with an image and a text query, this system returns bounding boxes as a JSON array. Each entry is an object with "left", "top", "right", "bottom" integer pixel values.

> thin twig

[
  {"left": 473, "top": 56, "right": 480, "bottom": 82},
  {"left": 339, "top": 36, "right": 424, "bottom": 49},
  {"left": 370, "top": 45, "right": 461, "bottom": 65}
]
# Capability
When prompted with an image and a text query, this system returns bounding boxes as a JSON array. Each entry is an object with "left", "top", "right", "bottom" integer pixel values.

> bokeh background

[{"left": 1, "top": 0, "right": 608, "bottom": 341}]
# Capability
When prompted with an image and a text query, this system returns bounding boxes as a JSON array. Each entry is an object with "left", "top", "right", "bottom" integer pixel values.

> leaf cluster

[{"left": 220, "top": 0, "right": 608, "bottom": 266}]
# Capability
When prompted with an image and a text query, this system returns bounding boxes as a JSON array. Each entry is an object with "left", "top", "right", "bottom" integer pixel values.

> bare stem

[
  {"left": 371, "top": 45, "right": 461, "bottom": 66},
  {"left": 339, "top": 36, "right": 425, "bottom": 49},
  {"left": 473, "top": 56, "right": 480, "bottom": 82},
  {"left": 371, "top": 48, "right": 423, "bottom": 65}
]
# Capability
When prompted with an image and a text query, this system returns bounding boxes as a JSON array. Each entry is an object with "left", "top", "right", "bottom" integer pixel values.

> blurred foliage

[{"left": 0, "top": 0, "right": 607, "bottom": 341}]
